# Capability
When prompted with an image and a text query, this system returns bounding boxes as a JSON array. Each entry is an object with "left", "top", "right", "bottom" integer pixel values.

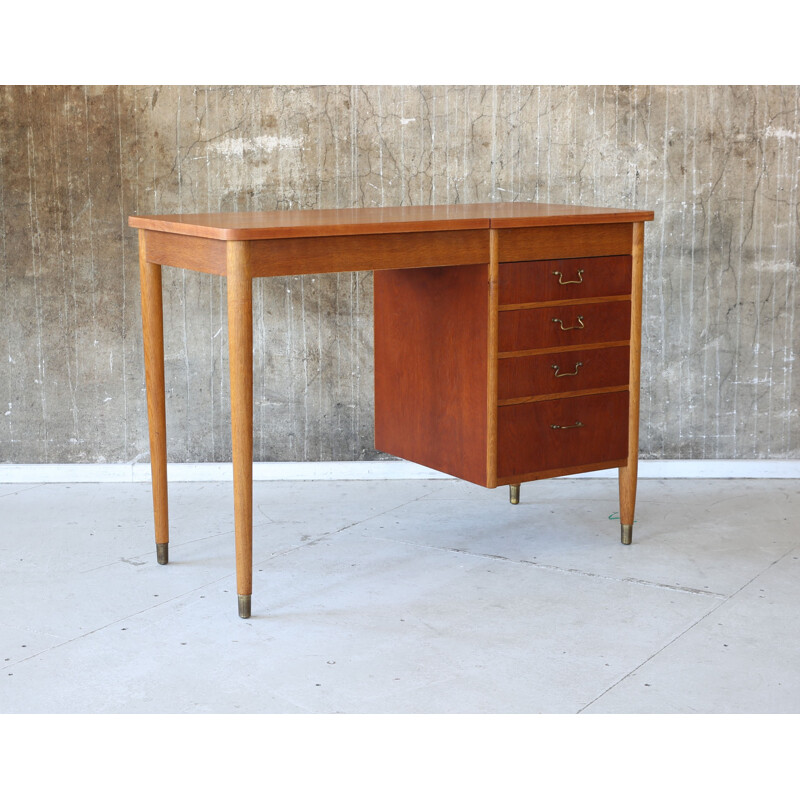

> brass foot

[
  {"left": 156, "top": 542, "right": 169, "bottom": 565},
  {"left": 509, "top": 484, "right": 520, "bottom": 505},
  {"left": 238, "top": 594, "right": 251, "bottom": 619},
  {"left": 621, "top": 524, "right": 633, "bottom": 545}
]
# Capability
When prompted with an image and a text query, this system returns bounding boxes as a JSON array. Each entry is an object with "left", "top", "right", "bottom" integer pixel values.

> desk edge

[{"left": 128, "top": 210, "right": 655, "bottom": 240}]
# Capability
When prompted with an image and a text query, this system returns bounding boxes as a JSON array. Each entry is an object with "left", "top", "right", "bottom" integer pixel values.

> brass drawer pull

[
  {"left": 550, "top": 421, "right": 584, "bottom": 430},
  {"left": 551, "top": 315, "right": 584, "bottom": 331},
  {"left": 553, "top": 268, "right": 584, "bottom": 285},
  {"left": 552, "top": 361, "right": 583, "bottom": 378}
]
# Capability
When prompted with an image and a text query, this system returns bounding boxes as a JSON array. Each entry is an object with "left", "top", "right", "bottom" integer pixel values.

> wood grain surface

[
  {"left": 128, "top": 203, "right": 654, "bottom": 241},
  {"left": 496, "top": 391, "right": 629, "bottom": 479},
  {"left": 497, "top": 223, "right": 634, "bottom": 262},
  {"left": 249, "top": 230, "right": 489, "bottom": 276},
  {"left": 374, "top": 263, "right": 489, "bottom": 486},
  {"left": 619, "top": 222, "right": 645, "bottom": 529},
  {"left": 498, "top": 300, "right": 632, "bottom": 353},
  {"left": 138, "top": 232, "right": 169, "bottom": 548},
  {"left": 498, "top": 344, "right": 630, "bottom": 402},
  {"left": 498, "top": 256, "right": 631, "bottom": 305},
  {"left": 226, "top": 241, "right": 253, "bottom": 598}
]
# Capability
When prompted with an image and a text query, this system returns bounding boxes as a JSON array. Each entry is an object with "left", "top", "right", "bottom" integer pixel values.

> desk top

[{"left": 129, "top": 202, "right": 654, "bottom": 241}]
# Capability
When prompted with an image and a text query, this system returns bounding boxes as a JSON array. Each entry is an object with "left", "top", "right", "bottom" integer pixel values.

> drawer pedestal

[{"left": 375, "top": 221, "right": 646, "bottom": 544}]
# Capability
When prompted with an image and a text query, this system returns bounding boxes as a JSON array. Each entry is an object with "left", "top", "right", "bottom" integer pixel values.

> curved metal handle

[
  {"left": 553, "top": 268, "right": 584, "bottom": 285},
  {"left": 552, "top": 361, "right": 583, "bottom": 378},
  {"left": 551, "top": 315, "right": 585, "bottom": 331},
  {"left": 550, "top": 421, "right": 584, "bottom": 430}
]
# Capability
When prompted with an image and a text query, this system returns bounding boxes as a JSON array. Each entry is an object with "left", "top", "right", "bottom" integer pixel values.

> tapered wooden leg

[
  {"left": 139, "top": 231, "right": 169, "bottom": 564},
  {"left": 227, "top": 241, "right": 253, "bottom": 618},
  {"left": 619, "top": 222, "right": 644, "bottom": 545}
]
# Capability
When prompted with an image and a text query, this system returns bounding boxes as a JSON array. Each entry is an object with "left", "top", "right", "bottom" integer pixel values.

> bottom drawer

[{"left": 496, "top": 391, "right": 629, "bottom": 479}]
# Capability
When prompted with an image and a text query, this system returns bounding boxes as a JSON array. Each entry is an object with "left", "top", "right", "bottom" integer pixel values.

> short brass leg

[
  {"left": 156, "top": 542, "right": 169, "bottom": 565},
  {"left": 238, "top": 594, "right": 251, "bottom": 619},
  {"left": 621, "top": 524, "right": 633, "bottom": 546},
  {"left": 509, "top": 484, "right": 520, "bottom": 505}
]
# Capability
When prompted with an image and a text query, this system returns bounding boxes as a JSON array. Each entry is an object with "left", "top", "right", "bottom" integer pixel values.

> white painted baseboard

[{"left": 1, "top": 459, "right": 799, "bottom": 483}]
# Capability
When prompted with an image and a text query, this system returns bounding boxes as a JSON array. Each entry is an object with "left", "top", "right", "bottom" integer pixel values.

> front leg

[
  {"left": 619, "top": 222, "right": 644, "bottom": 545},
  {"left": 226, "top": 241, "right": 254, "bottom": 618},
  {"left": 138, "top": 231, "right": 170, "bottom": 565}
]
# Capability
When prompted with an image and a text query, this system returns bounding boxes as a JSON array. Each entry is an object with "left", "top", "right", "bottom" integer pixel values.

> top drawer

[{"left": 499, "top": 255, "right": 631, "bottom": 305}]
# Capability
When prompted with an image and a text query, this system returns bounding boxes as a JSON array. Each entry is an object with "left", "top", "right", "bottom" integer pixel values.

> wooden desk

[{"left": 129, "top": 203, "right": 654, "bottom": 618}]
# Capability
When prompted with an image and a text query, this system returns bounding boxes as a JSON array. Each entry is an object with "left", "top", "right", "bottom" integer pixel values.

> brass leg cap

[
  {"left": 509, "top": 484, "right": 520, "bottom": 505},
  {"left": 621, "top": 524, "right": 633, "bottom": 546},
  {"left": 238, "top": 594, "right": 251, "bottom": 619},
  {"left": 156, "top": 542, "right": 169, "bottom": 565}
]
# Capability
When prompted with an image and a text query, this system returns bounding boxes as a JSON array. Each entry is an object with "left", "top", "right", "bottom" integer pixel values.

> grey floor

[{"left": 1, "top": 476, "right": 798, "bottom": 713}]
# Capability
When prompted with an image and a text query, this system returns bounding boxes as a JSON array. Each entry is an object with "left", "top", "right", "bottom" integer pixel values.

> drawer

[
  {"left": 498, "top": 345, "right": 630, "bottom": 401},
  {"left": 498, "top": 300, "right": 631, "bottom": 353},
  {"left": 496, "top": 391, "right": 629, "bottom": 478},
  {"left": 499, "top": 256, "right": 631, "bottom": 305}
]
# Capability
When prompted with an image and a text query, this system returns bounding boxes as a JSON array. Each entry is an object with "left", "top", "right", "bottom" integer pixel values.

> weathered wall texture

[{"left": 0, "top": 85, "right": 798, "bottom": 464}]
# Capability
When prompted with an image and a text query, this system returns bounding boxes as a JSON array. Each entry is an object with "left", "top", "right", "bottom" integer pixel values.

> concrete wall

[{"left": 1, "top": 85, "right": 798, "bottom": 464}]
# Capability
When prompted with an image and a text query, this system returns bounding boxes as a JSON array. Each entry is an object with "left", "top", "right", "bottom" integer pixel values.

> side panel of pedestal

[{"left": 374, "top": 263, "right": 491, "bottom": 487}]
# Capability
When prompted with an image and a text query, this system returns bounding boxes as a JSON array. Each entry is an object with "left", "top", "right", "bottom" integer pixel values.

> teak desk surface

[{"left": 129, "top": 202, "right": 654, "bottom": 618}]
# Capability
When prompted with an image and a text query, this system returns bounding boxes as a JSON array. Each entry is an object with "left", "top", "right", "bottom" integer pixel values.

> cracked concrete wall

[{"left": 1, "top": 85, "right": 798, "bottom": 464}]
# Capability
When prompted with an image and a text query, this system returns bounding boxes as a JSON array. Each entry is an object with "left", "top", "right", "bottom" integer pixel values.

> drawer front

[
  {"left": 499, "top": 256, "right": 631, "bottom": 305},
  {"left": 497, "top": 223, "right": 633, "bottom": 262},
  {"left": 496, "top": 391, "right": 629, "bottom": 478},
  {"left": 498, "top": 345, "right": 630, "bottom": 401},
  {"left": 498, "top": 300, "right": 631, "bottom": 352}
]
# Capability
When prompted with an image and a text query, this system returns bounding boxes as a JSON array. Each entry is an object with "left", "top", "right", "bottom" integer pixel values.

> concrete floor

[{"left": 1, "top": 476, "right": 798, "bottom": 714}]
